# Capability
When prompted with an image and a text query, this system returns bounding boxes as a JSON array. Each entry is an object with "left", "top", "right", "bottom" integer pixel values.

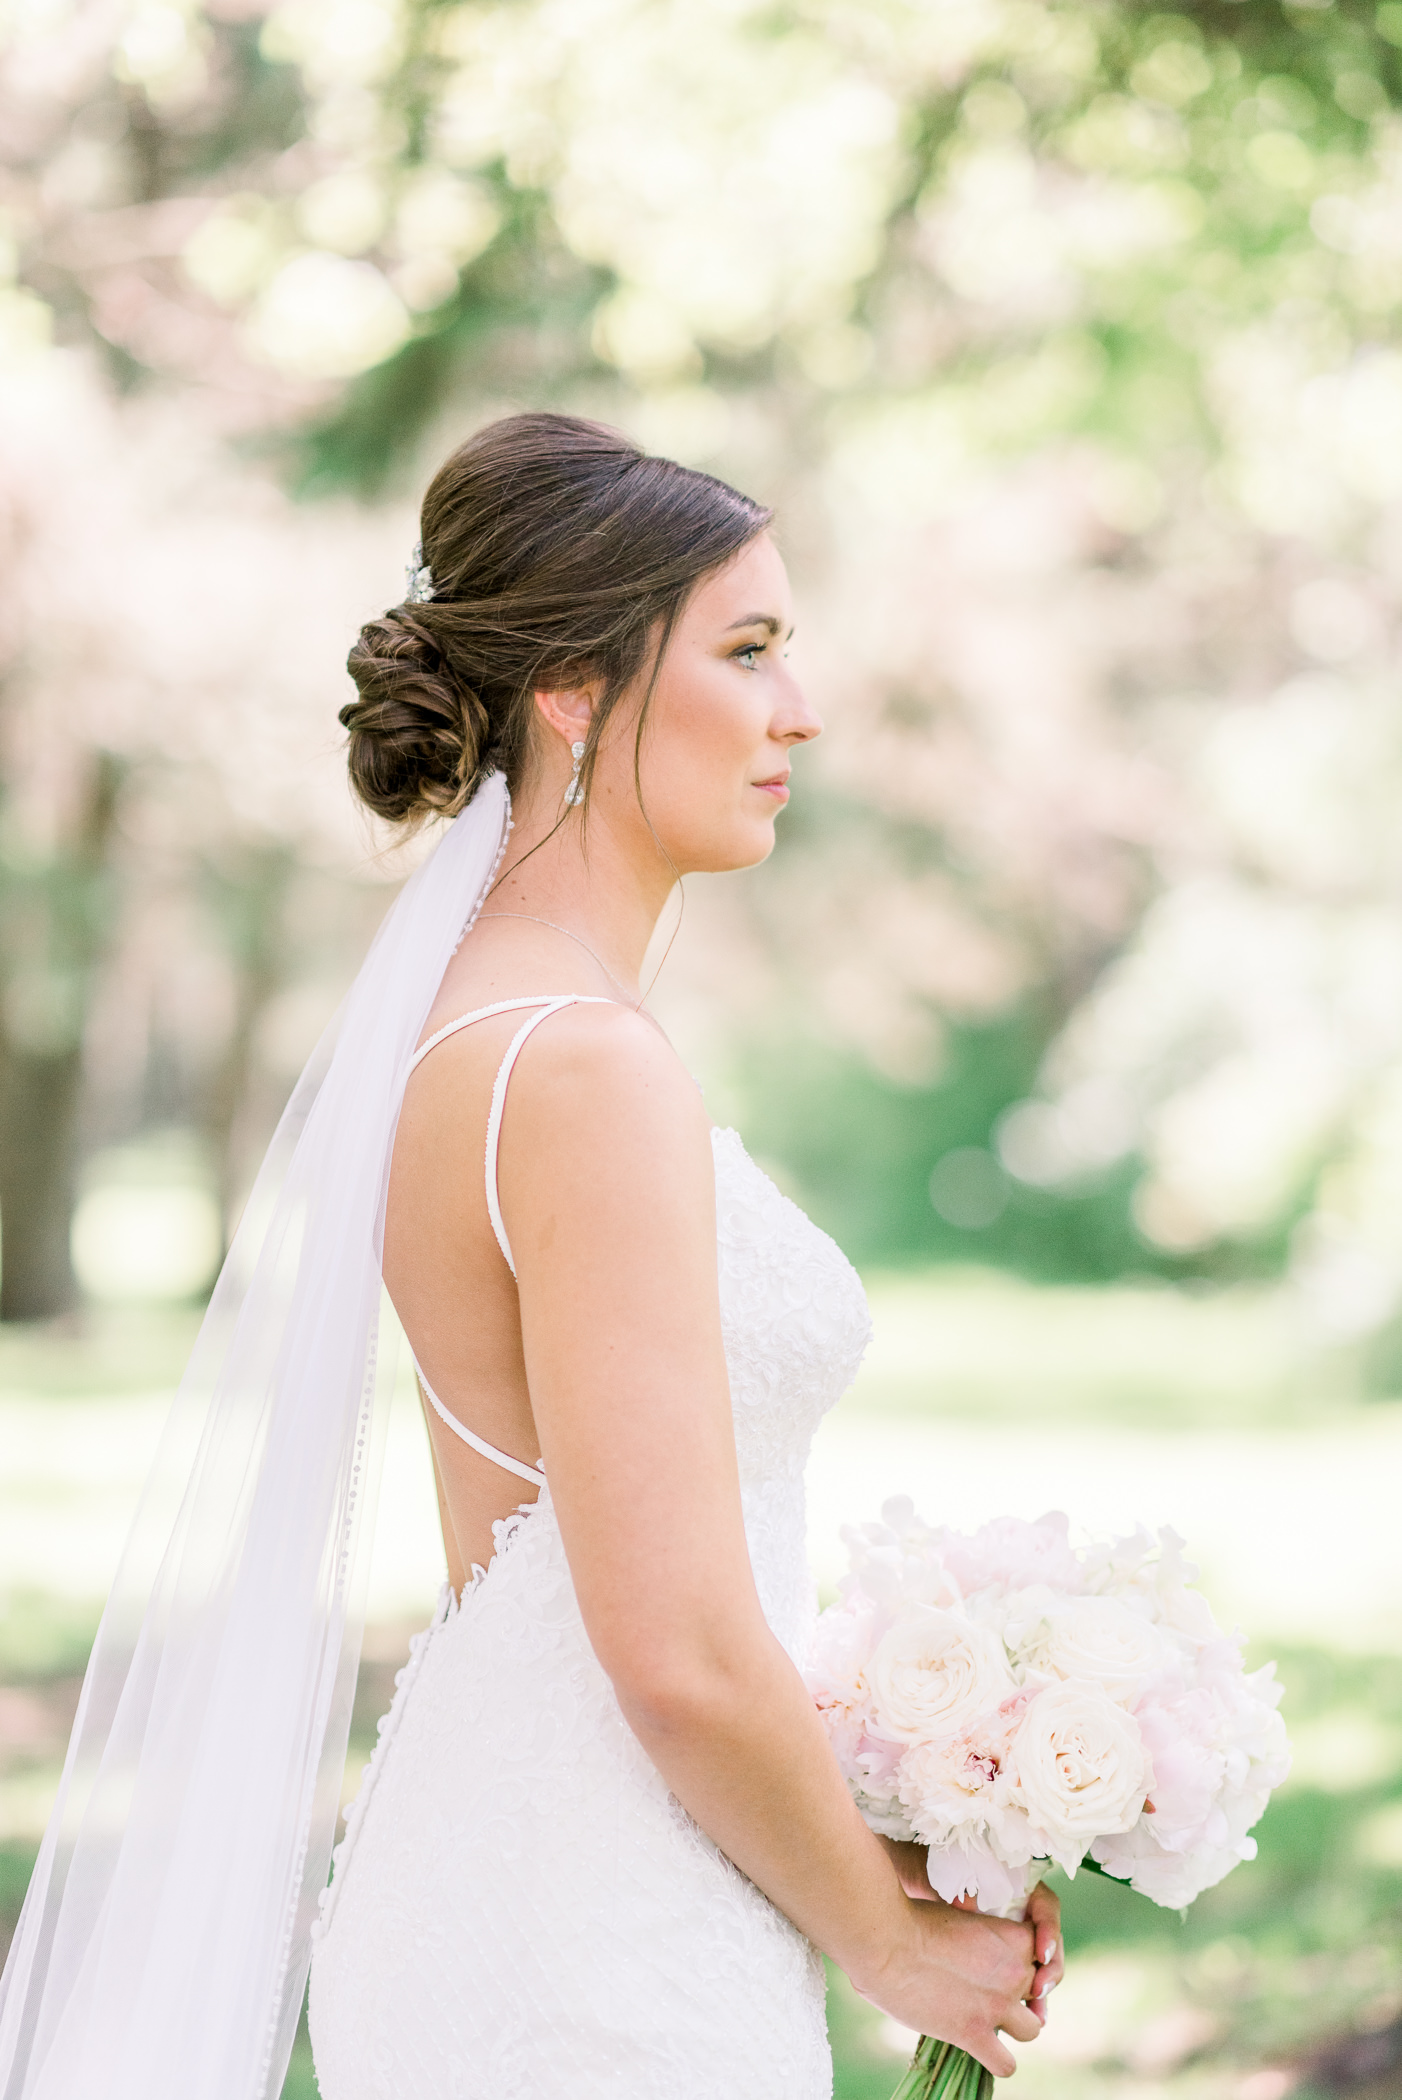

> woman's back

[{"left": 384, "top": 919, "right": 641, "bottom": 1576}]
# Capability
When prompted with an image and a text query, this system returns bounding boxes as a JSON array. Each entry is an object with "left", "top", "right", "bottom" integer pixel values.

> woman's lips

[{"left": 753, "top": 774, "right": 790, "bottom": 802}]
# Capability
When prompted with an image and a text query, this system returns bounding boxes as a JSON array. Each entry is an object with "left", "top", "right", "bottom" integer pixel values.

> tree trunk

[
  {"left": 199, "top": 846, "right": 293, "bottom": 1255},
  {"left": 0, "top": 754, "right": 122, "bottom": 1321},
  {"left": 0, "top": 1040, "right": 84, "bottom": 1320}
]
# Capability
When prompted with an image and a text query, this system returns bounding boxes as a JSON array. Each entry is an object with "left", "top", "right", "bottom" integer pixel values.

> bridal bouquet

[{"left": 807, "top": 1500, "right": 1290, "bottom": 2099}]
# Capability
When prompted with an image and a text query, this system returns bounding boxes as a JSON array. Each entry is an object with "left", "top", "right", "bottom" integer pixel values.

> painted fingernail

[{"left": 1042, "top": 1939, "right": 1057, "bottom": 1963}]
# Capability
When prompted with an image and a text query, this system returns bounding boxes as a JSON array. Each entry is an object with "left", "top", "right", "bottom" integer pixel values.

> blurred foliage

[
  {"left": 3, "top": 21, "right": 1400, "bottom": 2097},
  {"left": 4, "top": 0, "right": 1402, "bottom": 1329},
  {"left": 729, "top": 1004, "right": 1147, "bottom": 1277}
]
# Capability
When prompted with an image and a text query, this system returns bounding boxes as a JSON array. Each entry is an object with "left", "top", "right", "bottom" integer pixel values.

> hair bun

[
  {"left": 341, "top": 412, "right": 770, "bottom": 829},
  {"left": 341, "top": 608, "right": 490, "bottom": 825}
]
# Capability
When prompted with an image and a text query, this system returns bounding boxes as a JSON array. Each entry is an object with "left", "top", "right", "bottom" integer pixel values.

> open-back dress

[{"left": 307, "top": 997, "right": 872, "bottom": 2099}]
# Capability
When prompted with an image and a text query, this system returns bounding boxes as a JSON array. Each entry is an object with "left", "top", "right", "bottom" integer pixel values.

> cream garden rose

[
  {"left": 1023, "top": 1595, "right": 1174, "bottom": 1705},
  {"left": 867, "top": 1606, "right": 1015, "bottom": 1744},
  {"left": 1010, "top": 1681, "right": 1154, "bottom": 1870}
]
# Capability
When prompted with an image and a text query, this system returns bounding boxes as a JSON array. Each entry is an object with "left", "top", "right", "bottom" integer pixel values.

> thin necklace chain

[{"left": 477, "top": 912, "right": 644, "bottom": 1010}]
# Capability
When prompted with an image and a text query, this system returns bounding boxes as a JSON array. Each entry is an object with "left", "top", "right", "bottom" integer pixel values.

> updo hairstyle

[{"left": 342, "top": 412, "right": 772, "bottom": 826}]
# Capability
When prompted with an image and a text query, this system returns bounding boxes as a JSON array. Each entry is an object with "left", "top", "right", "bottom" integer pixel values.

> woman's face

[{"left": 595, "top": 532, "right": 822, "bottom": 876}]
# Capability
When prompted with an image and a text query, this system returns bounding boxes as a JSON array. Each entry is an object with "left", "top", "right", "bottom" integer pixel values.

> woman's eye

[{"left": 735, "top": 643, "right": 764, "bottom": 669}]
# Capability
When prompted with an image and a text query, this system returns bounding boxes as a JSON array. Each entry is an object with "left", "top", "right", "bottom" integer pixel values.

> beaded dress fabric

[{"left": 308, "top": 1121, "right": 871, "bottom": 2100}]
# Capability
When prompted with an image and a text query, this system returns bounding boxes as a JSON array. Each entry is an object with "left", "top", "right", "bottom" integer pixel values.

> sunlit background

[{"left": 2, "top": 0, "right": 1401, "bottom": 2093}]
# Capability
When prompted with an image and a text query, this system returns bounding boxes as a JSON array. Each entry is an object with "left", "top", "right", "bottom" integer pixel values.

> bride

[
  {"left": 310, "top": 411, "right": 1060, "bottom": 2096},
  {"left": 0, "top": 412, "right": 1059, "bottom": 2100}
]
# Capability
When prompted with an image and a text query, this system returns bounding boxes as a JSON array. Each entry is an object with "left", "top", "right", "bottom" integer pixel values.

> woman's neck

[{"left": 486, "top": 777, "right": 676, "bottom": 999}]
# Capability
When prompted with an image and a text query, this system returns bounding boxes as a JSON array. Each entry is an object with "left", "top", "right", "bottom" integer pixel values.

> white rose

[
  {"left": 1010, "top": 1682, "right": 1154, "bottom": 1870},
  {"left": 1023, "top": 1596, "right": 1173, "bottom": 1705},
  {"left": 867, "top": 1606, "right": 1014, "bottom": 1745}
]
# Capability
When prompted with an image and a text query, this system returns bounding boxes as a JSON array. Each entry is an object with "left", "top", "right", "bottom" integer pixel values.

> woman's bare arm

[{"left": 498, "top": 1006, "right": 1054, "bottom": 2074}]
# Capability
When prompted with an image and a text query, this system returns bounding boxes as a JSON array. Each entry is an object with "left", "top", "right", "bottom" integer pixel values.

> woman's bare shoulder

[
  {"left": 500, "top": 1001, "right": 718, "bottom": 1294},
  {"left": 509, "top": 998, "right": 710, "bottom": 1140},
  {"left": 406, "top": 960, "right": 714, "bottom": 1198}
]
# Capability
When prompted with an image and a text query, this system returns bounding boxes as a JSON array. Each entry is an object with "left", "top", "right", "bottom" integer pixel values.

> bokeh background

[{"left": 3, "top": 0, "right": 1402, "bottom": 2093}]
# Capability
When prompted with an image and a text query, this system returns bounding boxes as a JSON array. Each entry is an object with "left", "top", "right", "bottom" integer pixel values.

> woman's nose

[{"left": 775, "top": 665, "right": 823, "bottom": 743}]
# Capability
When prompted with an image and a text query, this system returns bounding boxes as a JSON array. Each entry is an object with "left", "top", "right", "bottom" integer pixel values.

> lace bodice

[
  {"left": 714, "top": 1124, "right": 870, "bottom": 1482},
  {"left": 711, "top": 1126, "right": 871, "bottom": 1659},
  {"left": 309, "top": 1123, "right": 872, "bottom": 2100}
]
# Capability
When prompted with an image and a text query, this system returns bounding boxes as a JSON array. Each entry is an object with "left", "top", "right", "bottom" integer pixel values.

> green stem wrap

[{"left": 888, "top": 2037, "right": 994, "bottom": 2100}]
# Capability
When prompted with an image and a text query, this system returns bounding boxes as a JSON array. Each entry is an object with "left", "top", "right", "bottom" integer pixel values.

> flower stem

[{"left": 888, "top": 2037, "right": 994, "bottom": 2099}]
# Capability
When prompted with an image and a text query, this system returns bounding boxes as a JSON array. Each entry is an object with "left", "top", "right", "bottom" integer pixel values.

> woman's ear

[{"left": 532, "top": 681, "right": 596, "bottom": 747}]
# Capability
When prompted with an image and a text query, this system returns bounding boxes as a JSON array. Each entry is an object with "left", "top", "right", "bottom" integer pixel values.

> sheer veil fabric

[{"left": 0, "top": 772, "right": 514, "bottom": 2100}]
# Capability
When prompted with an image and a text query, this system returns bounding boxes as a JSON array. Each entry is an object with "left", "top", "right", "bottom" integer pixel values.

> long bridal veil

[{"left": 0, "top": 771, "right": 512, "bottom": 2100}]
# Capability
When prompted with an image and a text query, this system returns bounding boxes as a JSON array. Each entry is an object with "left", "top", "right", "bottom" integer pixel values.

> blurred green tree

[{"left": 3, "top": 0, "right": 1402, "bottom": 1321}]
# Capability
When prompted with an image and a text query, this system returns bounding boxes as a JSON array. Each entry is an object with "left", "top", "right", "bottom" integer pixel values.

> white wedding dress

[{"left": 308, "top": 997, "right": 872, "bottom": 2100}]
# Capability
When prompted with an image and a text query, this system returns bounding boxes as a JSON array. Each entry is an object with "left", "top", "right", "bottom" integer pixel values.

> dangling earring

[{"left": 563, "top": 739, "right": 586, "bottom": 807}]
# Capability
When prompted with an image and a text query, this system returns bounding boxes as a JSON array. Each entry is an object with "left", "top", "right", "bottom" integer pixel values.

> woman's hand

[
  {"left": 1024, "top": 1882, "right": 1063, "bottom": 2019},
  {"left": 853, "top": 1897, "right": 1044, "bottom": 2079},
  {"left": 876, "top": 1836, "right": 940, "bottom": 1901},
  {"left": 876, "top": 1842, "right": 1064, "bottom": 2031}
]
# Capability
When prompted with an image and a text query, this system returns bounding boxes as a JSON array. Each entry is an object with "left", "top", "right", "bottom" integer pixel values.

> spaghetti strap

[
  {"left": 408, "top": 993, "right": 612, "bottom": 1274},
  {"left": 414, "top": 1360, "right": 545, "bottom": 1488},
  {"left": 484, "top": 1001, "right": 582, "bottom": 1274},
  {"left": 404, "top": 992, "right": 611, "bottom": 1486},
  {"left": 407, "top": 996, "right": 593, "bottom": 1075}
]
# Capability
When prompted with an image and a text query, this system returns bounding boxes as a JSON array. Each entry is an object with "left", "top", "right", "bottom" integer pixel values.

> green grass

[
  {"left": 2, "top": 1600, "right": 1397, "bottom": 2099},
  {"left": 0, "top": 1590, "right": 101, "bottom": 1681},
  {"left": 0, "top": 1306, "right": 201, "bottom": 1401},
  {"left": 281, "top": 2024, "right": 319, "bottom": 2100},
  {"left": 1, "top": 1294, "right": 1397, "bottom": 2096},
  {"left": 851, "top": 1269, "right": 1370, "bottom": 1431}
]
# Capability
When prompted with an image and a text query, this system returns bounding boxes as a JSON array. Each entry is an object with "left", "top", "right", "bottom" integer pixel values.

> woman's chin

[{"left": 691, "top": 822, "right": 779, "bottom": 875}]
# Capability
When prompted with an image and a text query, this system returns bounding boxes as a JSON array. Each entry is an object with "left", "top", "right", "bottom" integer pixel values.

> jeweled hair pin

[{"left": 405, "top": 541, "right": 434, "bottom": 604}]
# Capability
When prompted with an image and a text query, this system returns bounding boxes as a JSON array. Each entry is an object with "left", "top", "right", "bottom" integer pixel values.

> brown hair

[{"left": 341, "top": 412, "right": 772, "bottom": 826}]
